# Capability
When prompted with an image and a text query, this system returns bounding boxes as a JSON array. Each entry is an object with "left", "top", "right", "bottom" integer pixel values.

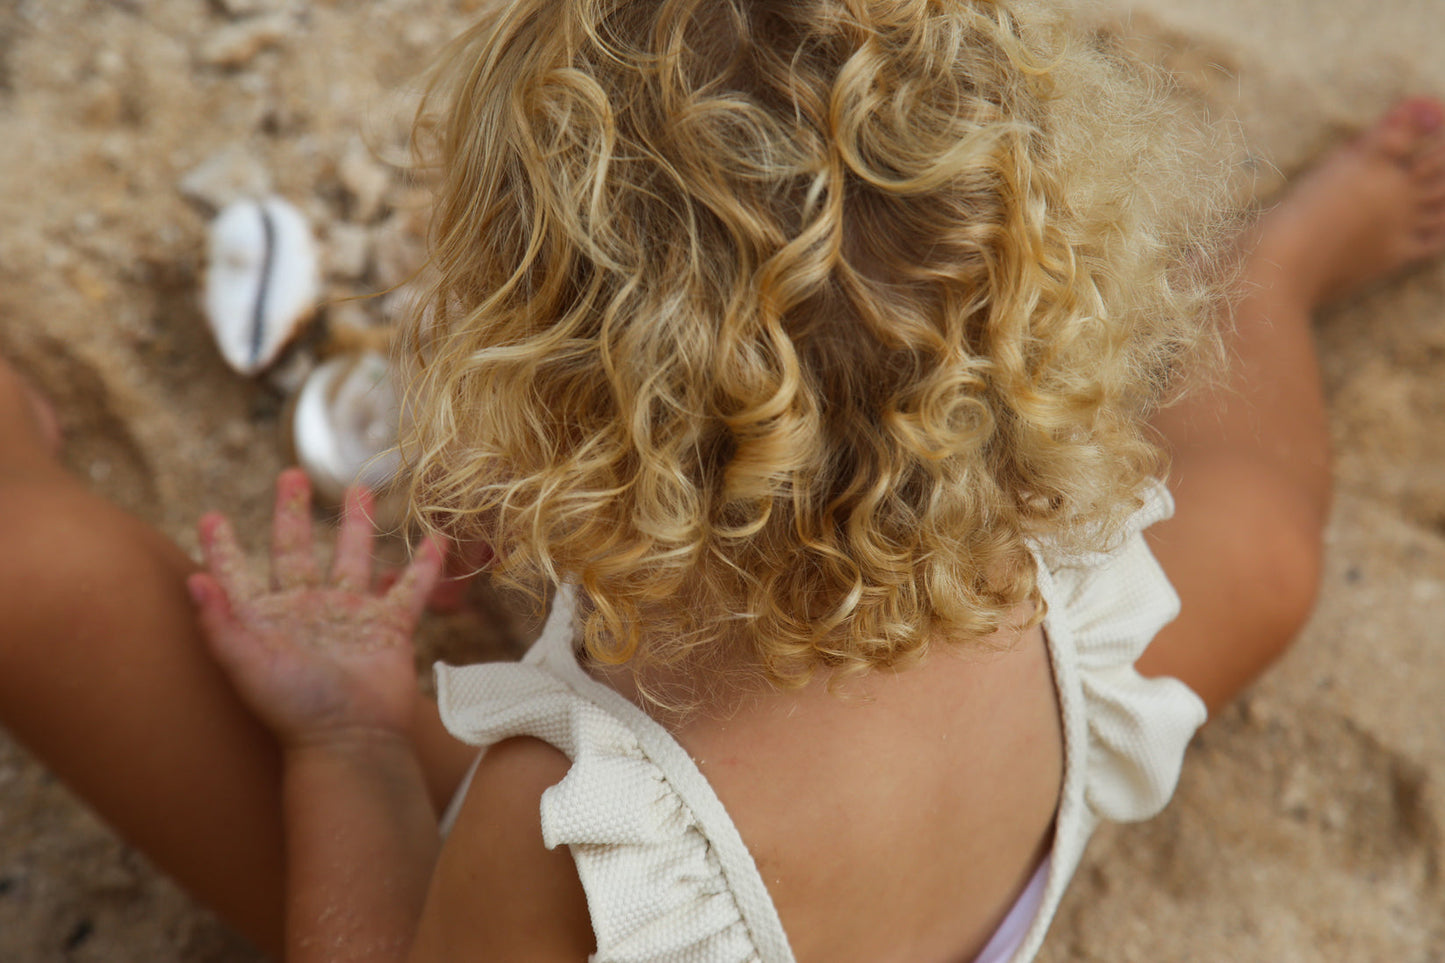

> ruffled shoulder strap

[
  {"left": 435, "top": 587, "right": 796, "bottom": 963},
  {"left": 1010, "top": 481, "right": 1208, "bottom": 962}
]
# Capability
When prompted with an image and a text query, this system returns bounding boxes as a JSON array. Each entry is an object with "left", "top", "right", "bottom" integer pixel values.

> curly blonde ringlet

[{"left": 400, "top": 0, "right": 1229, "bottom": 694}]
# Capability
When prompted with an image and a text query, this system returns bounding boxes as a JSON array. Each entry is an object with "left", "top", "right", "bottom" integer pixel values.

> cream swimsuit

[{"left": 436, "top": 483, "right": 1207, "bottom": 962}]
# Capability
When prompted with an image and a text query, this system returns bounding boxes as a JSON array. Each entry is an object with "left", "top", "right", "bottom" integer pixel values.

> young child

[{"left": 4, "top": 0, "right": 1445, "bottom": 959}]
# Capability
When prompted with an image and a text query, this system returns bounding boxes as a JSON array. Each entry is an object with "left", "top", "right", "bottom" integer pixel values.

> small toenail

[{"left": 1410, "top": 101, "right": 1444, "bottom": 132}]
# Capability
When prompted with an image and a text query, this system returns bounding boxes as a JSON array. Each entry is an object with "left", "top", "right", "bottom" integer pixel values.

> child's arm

[
  {"left": 409, "top": 736, "right": 597, "bottom": 958},
  {"left": 189, "top": 470, "right": 445, "bottom": 962},
  {"left": 278, "top": 731, "right": 439, "bottom": 962},
  {"left": 192, "top": 470, "right": 596, "bottom": 961}
]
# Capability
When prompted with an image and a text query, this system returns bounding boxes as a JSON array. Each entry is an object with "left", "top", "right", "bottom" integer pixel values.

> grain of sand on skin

[{"left": 2, "top": 1, "right": 1445, "bottom": 961}]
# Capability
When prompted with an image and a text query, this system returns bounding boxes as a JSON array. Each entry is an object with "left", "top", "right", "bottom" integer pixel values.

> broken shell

[
  {"left": 204, "top": 197, "right": 319, "bottom": 376},
  {"left": 290, "top": 351, "right": 403, "bottom": 504}
]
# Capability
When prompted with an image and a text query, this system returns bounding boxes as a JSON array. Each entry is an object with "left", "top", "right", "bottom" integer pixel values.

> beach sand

[{"left": 1, "top": 1, "right": 1443, "bottom": 959}]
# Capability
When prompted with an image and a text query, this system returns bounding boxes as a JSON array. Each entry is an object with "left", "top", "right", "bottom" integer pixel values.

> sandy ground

[{"left": 1, "top": 0, "right": 1443, "bottom": 960}]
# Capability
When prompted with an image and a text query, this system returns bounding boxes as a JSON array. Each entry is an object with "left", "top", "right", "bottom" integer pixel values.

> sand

[{"left": 1, "top": 0, "right": 1443, "bottom": 960}]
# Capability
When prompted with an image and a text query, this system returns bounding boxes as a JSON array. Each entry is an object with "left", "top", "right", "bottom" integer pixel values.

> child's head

[{"left": 402, "top": 0, "right": 1225, "bottom": 686}]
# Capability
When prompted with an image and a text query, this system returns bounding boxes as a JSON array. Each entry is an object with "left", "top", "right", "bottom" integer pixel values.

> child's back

[
  {"left": 603, "top": 617, "right": 1060, "bottom": 960},
  {"left": 434, "top": 595, "right": 1067, "bottom": 961}
]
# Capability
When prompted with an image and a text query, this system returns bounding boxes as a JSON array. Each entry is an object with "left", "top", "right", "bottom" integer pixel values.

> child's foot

[
  {"left": 0, "top": 356, "right": 63, "bottom": 461},
  {"left": 1249, "top": 97, "right": 1445, "bottom": 308}
]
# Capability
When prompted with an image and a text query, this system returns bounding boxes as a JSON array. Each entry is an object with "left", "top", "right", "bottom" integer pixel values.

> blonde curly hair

[{"left": 401, "top": 0, "right": 1228, "bottom": 689}]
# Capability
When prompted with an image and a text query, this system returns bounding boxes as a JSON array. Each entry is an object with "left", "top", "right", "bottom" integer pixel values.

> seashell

[
  {"left": 204, "top": 197, "right": 319, "bottom": 376},
  {"left": 290, "top": 351, "right": 403, "bottom": 504}
]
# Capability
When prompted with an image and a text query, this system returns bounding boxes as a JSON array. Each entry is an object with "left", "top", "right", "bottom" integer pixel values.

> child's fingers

[
  {"left": 186, "top": 572, "right": 252, "bottom": 675},
  {"left": 384, "top": 537, "right": 446, "bottom": 625},
  {"left": 330, "top": 486, "right": 376, "bottom": 592},
  {"left": 197, "top": 512, "right": 262, "bottom": 602},
  {"left": 271, "top": 468, "right": 318, "bottom": 590}
]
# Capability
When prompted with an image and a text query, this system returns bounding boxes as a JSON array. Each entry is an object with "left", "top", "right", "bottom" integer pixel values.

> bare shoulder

[{"left": 409, "top": 737, "right": 595, "bottom": 961}]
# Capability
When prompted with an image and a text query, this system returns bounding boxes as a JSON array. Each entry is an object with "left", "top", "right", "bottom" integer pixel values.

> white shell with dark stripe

[
  {"left": 292, "top": 351, "right": 402, "bottom": 503},
  {"left": 204, "top": 197, "right": 319, "bottom": 375}
]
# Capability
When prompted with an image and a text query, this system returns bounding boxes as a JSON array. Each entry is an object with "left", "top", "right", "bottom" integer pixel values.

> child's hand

[{"left": 187, "top": 469, "right": 444, "bottom": 749}]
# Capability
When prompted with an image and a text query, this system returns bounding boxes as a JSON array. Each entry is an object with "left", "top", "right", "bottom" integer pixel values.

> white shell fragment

[
  {"left": 292, "top": 351, "right": 403, "bottom": 503},
  {"left": 204, "top": 197, "right": 320, "bottom": 376}
]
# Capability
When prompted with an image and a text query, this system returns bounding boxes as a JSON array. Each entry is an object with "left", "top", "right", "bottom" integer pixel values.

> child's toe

[{"left": 1370, "top": 98, "right": 1445, "bottom": 163}]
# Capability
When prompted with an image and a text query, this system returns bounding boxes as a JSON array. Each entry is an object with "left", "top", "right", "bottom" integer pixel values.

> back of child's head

[{"left": 402, "top": 0, "right": 1226, "bottom": 689}]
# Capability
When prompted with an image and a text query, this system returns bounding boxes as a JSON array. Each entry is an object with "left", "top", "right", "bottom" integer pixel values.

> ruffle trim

[
  {"left": 1044, "top": 481, "right": 1208, "bottom": 824},
  {"left": 436, "top": 660, "right": 764, "bottom": 962}
]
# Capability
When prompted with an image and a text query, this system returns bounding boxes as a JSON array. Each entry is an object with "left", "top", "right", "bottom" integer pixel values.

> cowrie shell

[{"left": 204, "top": 197, "right": 319, "bottom": 375}]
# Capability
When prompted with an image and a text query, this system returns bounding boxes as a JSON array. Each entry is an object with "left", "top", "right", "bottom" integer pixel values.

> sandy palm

[{"left": 188, "top": 469, "right": 444, "bottom": 746}]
